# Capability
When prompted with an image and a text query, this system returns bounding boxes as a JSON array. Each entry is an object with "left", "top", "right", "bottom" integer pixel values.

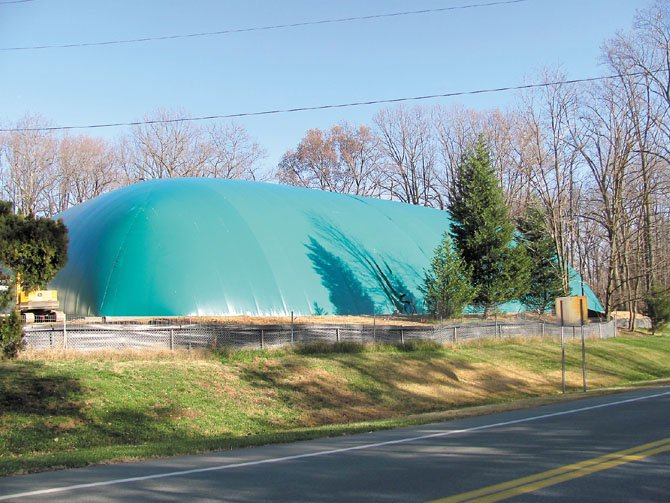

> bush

[
  {"left": 293, "top": 341, "right": 365, "bottom": 355},
  {"left": 0, "top": 310, "right": 24, "bottom": 359},
  {"left": 395, "top": 339, "right": 443, "bottom": 352},
  {"left": 644, "top": 287, "right": 670, "bottom": 335}
]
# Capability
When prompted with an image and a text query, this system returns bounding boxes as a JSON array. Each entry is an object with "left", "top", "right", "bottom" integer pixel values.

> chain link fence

[{"left": 22, "top": 319, "right": 616, "bottom": 352}]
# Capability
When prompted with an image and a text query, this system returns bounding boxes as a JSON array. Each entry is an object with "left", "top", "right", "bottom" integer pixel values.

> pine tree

[
  {"left": 422, "top": 231, "right": 476, "bottom": 319},
  {"left": 644, "top": 287, "right": 670, "bottom": 335},
  {"left": 0, "top": 201, "right": 68, "bottom": 295},
  {"left": 448, "top": 137, "right": 529, "bottom": 316},
  {"left": 517, "top": 205, "right": 566, "bottom": 314}
]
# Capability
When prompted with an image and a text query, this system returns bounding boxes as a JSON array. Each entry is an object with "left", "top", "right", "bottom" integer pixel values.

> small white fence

[{"left": 23, "top": 319, "right": 617, "bottom": 352}]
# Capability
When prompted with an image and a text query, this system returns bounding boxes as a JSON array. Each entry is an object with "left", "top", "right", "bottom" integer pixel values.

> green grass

[{"left": 1, "top": 333, "right": 670, "bottom": 476}]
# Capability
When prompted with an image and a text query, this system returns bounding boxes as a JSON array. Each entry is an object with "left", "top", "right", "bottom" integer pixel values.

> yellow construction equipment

[{"left": 15, "top": 281, "right": 64, "bottom": 322}]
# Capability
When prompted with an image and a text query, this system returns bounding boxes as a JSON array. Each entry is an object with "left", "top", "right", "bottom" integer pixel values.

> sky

[{"left": 0, "top": 0, "right": 653, "bottom": 175}]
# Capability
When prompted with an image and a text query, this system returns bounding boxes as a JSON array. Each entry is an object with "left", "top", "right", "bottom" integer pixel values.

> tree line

[
  {"left": 1, "top": 1, "right": 668, "bottom": 325},
  {"left": 0, "top": 109, "right": 267, "bottom": 217}
]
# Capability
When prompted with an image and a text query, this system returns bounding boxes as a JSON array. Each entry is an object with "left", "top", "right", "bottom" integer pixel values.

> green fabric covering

[{"left": 50, "top": 178, "right": 604, "bottom": 316}]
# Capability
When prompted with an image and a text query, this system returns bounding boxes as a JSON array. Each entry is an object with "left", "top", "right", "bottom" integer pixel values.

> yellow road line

[{"left": 430, "top": 437, "right": 670, "bottom": 503}]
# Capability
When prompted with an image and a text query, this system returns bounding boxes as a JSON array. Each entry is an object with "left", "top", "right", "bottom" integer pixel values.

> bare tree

[
  {"left": 572, "top": 79, "right": 636, "bottom": 316},
  {"left": 373, "top": 106, "right": 440, "bottom": 207},
  {"left": 434, "top": 105, "right": 482, "bottom": 203},
  {"left": 122, "top": 109, "right": 209, "bottom": 181},
  {"left": 330, "top": 123, "right": 382, "bottom": 196},
  {"left": 517, "top": 72, "right": 583, "bottom": 293},
  {"left": 276, "top": 128, "right": 338, "bottom": 191},
  {"left": 603, "top": 0, "right": 670, "bottom": 295},
  {"left": 120, "top": 110, "right": 268, "bottom": 185},
  {"left": 204, "top": 122, "right": 267, "bottom": 180},
  {"left": 47, "top": 135, "right": 120, "bottom": 215},
  {"left": 607, "top": 1, "right": 670, "bottom": 111},
  {"left": 0, "top": 114, "right": 58, "bottom": 216},
  {"left": 276, "top": 124, "right": 381, "bottom": 195}
]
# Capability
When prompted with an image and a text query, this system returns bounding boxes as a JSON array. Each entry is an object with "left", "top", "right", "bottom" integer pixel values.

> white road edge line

[{"left": 2, "top": 389, "right": 669, "bottom": 500}]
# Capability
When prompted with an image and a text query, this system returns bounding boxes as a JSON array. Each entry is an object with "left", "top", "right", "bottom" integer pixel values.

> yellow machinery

[{"left": 16, "top": 282, "right": 65, "bottom": 322}]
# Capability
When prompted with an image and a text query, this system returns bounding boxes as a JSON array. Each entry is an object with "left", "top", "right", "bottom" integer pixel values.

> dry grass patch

[{"left": 18, "top": 348, "right": 216, "bottom": 362}]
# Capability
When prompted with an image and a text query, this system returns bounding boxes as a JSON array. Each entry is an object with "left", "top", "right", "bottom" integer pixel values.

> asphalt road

[{"left": 1, "top": 386, "right": 669, "bottom": 502}]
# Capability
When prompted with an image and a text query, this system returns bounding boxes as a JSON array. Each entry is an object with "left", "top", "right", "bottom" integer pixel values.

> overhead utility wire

[
  {"left": 1, "top": 0, "right": 529, "bottom": 51},
  {"left": 0, "top": 71, "right": 649, "bottom": 133},
  {"left": 0, "top": 0, "right": 34, "bottom": 4}
]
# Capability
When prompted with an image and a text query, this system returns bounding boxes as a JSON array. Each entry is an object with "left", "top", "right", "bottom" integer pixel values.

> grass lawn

[{"left": 1, "top": 332, "right": 669, "bottom": 476}]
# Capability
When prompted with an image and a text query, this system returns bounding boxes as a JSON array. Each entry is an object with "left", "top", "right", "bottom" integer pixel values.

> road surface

[{"left": 1, "top": 386, "right": 668, "bottom": 502}]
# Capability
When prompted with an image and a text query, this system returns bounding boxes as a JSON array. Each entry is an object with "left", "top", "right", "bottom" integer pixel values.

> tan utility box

[{"left": 556, "top": 296, "right": 588, "bottom": 326}]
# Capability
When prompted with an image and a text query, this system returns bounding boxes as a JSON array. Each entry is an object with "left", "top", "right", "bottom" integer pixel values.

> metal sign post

[
  {"left": 560, "top": 299, "right": 565, "bottom": 394},
  {"left": 580, "top": 297, "right": 587, "bottom": 392}
]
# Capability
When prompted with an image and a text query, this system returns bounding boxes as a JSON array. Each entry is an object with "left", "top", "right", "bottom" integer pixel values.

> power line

[
  {"left": 0, "top": 72, "right": 645, "bottom": 133},
  {"left": 0, "top": 0, "right": 34, "bottom": 4},
  {"left": 1, "top": 0, "right": 529, "bottom": 51}
]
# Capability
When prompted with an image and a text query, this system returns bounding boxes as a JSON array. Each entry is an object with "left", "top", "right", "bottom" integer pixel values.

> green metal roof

[{"left": 51, "top": 178, "right": 604, "bottom": 316}]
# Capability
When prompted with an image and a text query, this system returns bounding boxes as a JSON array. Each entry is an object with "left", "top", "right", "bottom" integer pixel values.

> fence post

[
  {"left": 453, "top": 326, "right": 457, "bottom": 343},
  {"left": 336, "top": 327, "right": 340, "bottom": 343},
  {"left": 63, "top": 313, "right": 68, "bottom": 350},
  {"left": 373, "top": 314, "right": 376, "bottom": 342},
  {"left": 541, "top": 322, "right": 545, "bottom": 338},
  {"left": 291, "top": 311, "right": 294, "bottom": 344},
  {"left": 170, "top": 329, "right": 174, "bottom": 350},
  {"left": 613, "top": 312, "right": 617, "bottom": 338},
  {"left": 260, "top": 329, "right": 265, "bottom": 349},
  {"left": 400, "top": 329, "right": 405, "bottom": 345},
  {"left": 598, "top": 322, "right": 602, "bottom": 339}
]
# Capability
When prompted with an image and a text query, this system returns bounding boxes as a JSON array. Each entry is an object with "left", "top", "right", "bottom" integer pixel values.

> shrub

[
  {"left": 293, "top": 341, "right": 365, "bottom": 355},
  {"left": 644, "top": 287, "right": 670, "bottom": 335},
  {"left": 0, "top": 310, "right": 24, "bottom": 359},
  {"left": 395, "top": 339, "right": 443, "bottom": 353}
]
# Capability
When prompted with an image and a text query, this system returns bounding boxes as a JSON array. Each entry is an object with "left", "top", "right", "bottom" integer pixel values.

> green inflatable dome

[{"left": 51, "top": 178, "right": 603, "bottom": 317}]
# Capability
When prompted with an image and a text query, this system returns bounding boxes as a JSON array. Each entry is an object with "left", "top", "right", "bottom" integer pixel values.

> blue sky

[{"left": 0, "top": 0, "right": 651, "bottom": 173}]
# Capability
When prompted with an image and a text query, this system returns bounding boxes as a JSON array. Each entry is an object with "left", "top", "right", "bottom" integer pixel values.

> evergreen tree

[
  {"left": 0, "top": 311, "right": 24, "bottom": 359},
  {"left": 644, "top": 287, "right": 670, "bottom": 335},
  {"left": 422, "top": 231, "right": 476, "bottom": 319},
  {"left": 517, "top": 205, "right": 566, "bottom": 313},
  {"left": 448, "top": 137, "right": 529, "bottom": 316},
  {"left": 0, "top": 201, "right": 68, "bottom": 295},
  {"left": 0, "top": 201, "right": 68, "bottom": 358}
]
